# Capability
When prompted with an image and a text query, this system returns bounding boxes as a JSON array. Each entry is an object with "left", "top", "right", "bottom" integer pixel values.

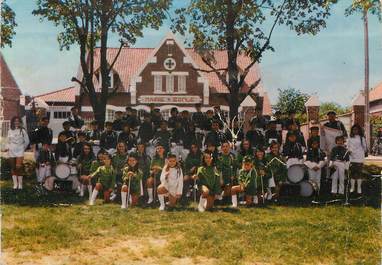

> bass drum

[
  {"left": 55, "top": 163, "right": 71, "bottom": 180},
  {"left": 299, "top": 181, "right": 318, "bottom": 197},
  {"left": 287, "top": 165, "right": 305, "bottom": 184}
]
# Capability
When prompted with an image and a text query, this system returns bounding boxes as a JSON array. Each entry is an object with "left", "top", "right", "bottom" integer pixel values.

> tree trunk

[{"left": 229, "top": 94, "right": 240, "bottom": 121}]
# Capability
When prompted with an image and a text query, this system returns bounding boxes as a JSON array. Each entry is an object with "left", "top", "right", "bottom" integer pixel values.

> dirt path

[{"left": 1, "top": 236, "right": 216, "bottom": 265}]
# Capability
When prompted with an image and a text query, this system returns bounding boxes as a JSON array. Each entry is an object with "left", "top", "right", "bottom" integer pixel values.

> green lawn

[{"left": 1, "top": 180, "right": 381, "bottom": 265}]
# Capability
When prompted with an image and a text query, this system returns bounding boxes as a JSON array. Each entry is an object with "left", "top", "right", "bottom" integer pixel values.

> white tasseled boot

[
  {"left": 121, "top": 191, "right": 127, "bottom": 209},
  {"left": 147, "top": 188, "right": 153, "bottom": 204},
  {"left": 350, "top": 179, "right": 356, "bottom": 193},
  {"left": 253, "top": 196, "right": 259, "bottom": 205},
  {"left": 12, "top": 175, "right": 18, "bottom": 189},
  {"left": 231, "top": 194, "right": 238, "bottom": 208},
  {"left": 158, "top": 194, "right": 165, "bottom": 211},
  {"left": 89, "top": 189, "right": 99, "bottom": 205},
  {"left": 198, "top": 196, "right": 206, "bottom": 212},
  {"left": 267, "top": 188, "right": 273, "bottom": 200},
  {"left": 79, "top": 184, "right": 85, "bottom": 197},
  {"left": 17, "top": 176, "right": 23, "bottom": 189},
  {"left": 357, "top": 179, "right": 363, "bottom": 194},
  {"left": 87, "top": 185, "right": 93, "bottom": 201}
]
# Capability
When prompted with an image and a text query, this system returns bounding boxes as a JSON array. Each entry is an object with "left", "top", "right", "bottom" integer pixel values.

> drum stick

[{"left": 127, "top": 172, "right": 132, "bottom": 207}]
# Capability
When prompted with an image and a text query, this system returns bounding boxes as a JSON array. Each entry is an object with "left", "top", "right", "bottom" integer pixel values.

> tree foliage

[
  {"left": 274, "top": 87, "right": 309, "bottom": 115},
  {"left": 1, "top": 1, "right": 17, "bottom": 48},
  {"left": 319, "top": 102, "right": 350, "bottom": 118},
  {"left": 172, "top": 0, "right": 337, "bottom": 120},
  {"left": 345, "top": 0, "right": 381, "bottom": 20},
  {"left": 33, "top": 0, "right": 171, "bottom": 124}
]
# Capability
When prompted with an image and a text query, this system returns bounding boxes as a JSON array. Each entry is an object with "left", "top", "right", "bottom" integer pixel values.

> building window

[
  {"left": 166, "top": 75, "right": 174, "bottom": 93},
  {"left": 154, "top": 75, "right": 162, "bottom": 93},
  {"left": 178, "top": 75, "right": 186, "bottom": 93},
  {"left": 106, "top": 109, "right": 115, "bottom": 122},
  {"left": 53, "top": 111, "right": 71, "bottom": 119}
]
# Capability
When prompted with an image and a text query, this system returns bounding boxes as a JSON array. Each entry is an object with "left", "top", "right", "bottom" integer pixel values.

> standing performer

[
  {"left": 4, "top": 116, "right": 30, "bottom": 190},
  {"left": 184, "top": 143, "right": 203, "bottom": 198},
  {"left": 253, "top": 148, "right": 271, "bottom": 204},
  {"left": 265, "top": 142, "right": 287, "bottom": 199},
  {"left": 72, "top": 131, "right": 87, "bottom": 158},
  {"left": 307, "top": 126, "right": 320, "bottom": 149},
  {"left": 138, "top": 113, "right": 154, "bottom": 144},
  {"left": 245, "top": 123, "right": 265, "bottom": 150},
  {"left": 216, "top": 141, "right": 238, "bottom": 200},
  {"left": 87, "top": 121, "right": 101, "bottom": 156},
  {"left": 32, "top": 116, "right": 53, "bottom": 161},
  {"left": 100, "top": 121, "right": 118, "bottom": 154},
  {"left": 236, "top": 139, "right": 254, "bottom": 165},
  {"left": 265, "top": 120, "right": 282, "bottom": 147},
  {"left": 231, "top": 156, "right": 258, "bottom": 207},
  {"left": 121, "top": 153, "right": 143, "bottom": 209},
  {"left": 147, "top": 143, "right": 166, "bottom": 204},
  {"left": 329, "top": 136, "right": 350, "bottom": 196},
  {"left": 118, "top": 124, "right": 136, "bottom": 150},
  {"left": 68, "top": 106, "right": 85, "bottom": 130},
  {"left": 194, "top": 151, "right": 222, "bottom": 212},
  {"left": 77, "top": 143, "right": 95, "bottom": 199},
  {"left": 205, "top": 120, "right": 226, "bottom": 148},
  {"left": 347, "top": 124, "right": 367, "bottom": 195},
  {"left": 304, "top": 139, "right": 326, "bottom": 190},
  {"left": 36, "top": 143, "right": 54, "bottom": 185},
  {"left": 112, "top": 142, "right": 128, "bottom": 186},
  {"left": 136, "top": 142, "right": 151, "bottom": 198},
  {"left": 61, "top": 121, "right": 76, "bottom": 147},
  {"left": 157, "top": 154, "right": 184, "bottom": 210},
  {"left": 153, "top": 120, "right": 171, "bottom": 153},
  {"left": 89, "top": 153, "right": 115, "bottom": 205}
]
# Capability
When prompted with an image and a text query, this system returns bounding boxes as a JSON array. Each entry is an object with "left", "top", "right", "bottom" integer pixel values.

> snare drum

[
  {"left": 299, "top": 180, "right": 318, "bottom": 197},
  {"left": 287, "top": 165, "right": 305, "bottom": 184},
  {"left": 55, "top": 163, "right": 71, "bottom": 180}
]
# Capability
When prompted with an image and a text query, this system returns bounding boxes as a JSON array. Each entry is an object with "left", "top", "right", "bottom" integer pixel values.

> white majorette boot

[
  {"left": 79, "top": 184, "right": 85, "bottom": 197},
  {"left": 121, "top": 191, "right": 127, "bottom": 209},
  {"left": 87, "top": 185, "right": 93, "bottom": 201},
  {"left": 158, "top": 194, "right": 165, "bottom": 211},
  {"left": 357, "top": 179, "right": 362, "bottom": 194},
  {"left": 231, "top": 194, "right": 238, "bottom": 208},
  {"left": 350, "top": 179, "right": 355, "bottom": 193},
  {"left": 12, "top": 175, "right": 18, "bottom": 189},
  {"left": 17, "top": 176, "right": 23, "bottom": 189},
  {"left": 89, "top": 189, "right": 98, "bottom": 205},
  {"left": 147, "top": 188, "right": 153, "bottom": 204},
  {"left": 253, "top": 196, "right": 259, "bottom": 205},
  {"left": 198, "top": 195, "right": 206, "bottom": 212}
]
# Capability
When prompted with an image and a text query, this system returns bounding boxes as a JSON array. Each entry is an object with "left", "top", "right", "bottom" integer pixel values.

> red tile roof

[
  {"left": 1, "top": 53, "right": 20, "bottom": 90},
  {"left": 35, "top": 86, "right": 76, "bottom": 103},
  {"left": 370, "top": 81, "right": 382, "bottom": 102},
  {"left": 90, "top": 47, "right": 262, "bottom": 94}
]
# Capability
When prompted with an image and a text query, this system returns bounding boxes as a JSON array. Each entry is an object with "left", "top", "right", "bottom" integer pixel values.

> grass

[{"left": 1, "top": 179, "right": 381, "bottom": 265}]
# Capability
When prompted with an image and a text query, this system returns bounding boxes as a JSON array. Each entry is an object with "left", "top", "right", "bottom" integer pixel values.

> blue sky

[{"left": 2, "top": 1, "right": 381, "bottom": 106}]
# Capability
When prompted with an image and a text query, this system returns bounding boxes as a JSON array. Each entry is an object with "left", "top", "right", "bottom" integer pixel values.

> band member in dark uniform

[
  {"left": 100, "top": 121, "right": 118, "bottom": 154},
  {"left": 265, "top": 120, "right": 282, "bottom": 147},
  {"left": 32, "top": 116, "right": 53, "bottom": 160},
  {"left": 68, "top": 106, "right": 84, "bottom": 130},
  {"left": 112, "top": 111, "right": 125, "bottom": 132},
  {"left": 138, "top": 113, "right": 154, "bottom": 144},
  {"left": 192, "top": 104, "right": 205, "bottom": 129},
  {"left": 323, "top": 111, "right": 348, "bottom": 137},
  {"left": 205, "top": 120, "right": 226, "bottom": 148},
  {"left": 61, "top": 121, "right": 76, "bottom": 146},
  {"left": 168, "top": 107, "right": 180, "bottom": 129}
]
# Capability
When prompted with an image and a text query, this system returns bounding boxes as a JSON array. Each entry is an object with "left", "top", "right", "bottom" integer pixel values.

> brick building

[{"left": 75, "top": 33, "right": 272, "bottom": 121}]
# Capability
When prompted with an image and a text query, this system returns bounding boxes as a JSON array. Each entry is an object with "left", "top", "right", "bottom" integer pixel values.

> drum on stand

[
  {"left": 299, "top": 180, "right": 318, "bottom": 197},
  {"left": 287, "top": 164, "right": 305, "bottom": 184},
  {"left": 55, "top": 163, "right": 71, "bottom": 180},
  {"left": 69, "top": 159, "right": 78, "bottom": 176}
]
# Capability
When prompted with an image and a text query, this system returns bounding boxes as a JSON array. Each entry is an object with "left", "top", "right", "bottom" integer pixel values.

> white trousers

[
  {"left": 37, "top": 165, "right": 51, "bottom": 183},
  {"left": 331, "top": 162, "right": 346, "bottom": 194}
]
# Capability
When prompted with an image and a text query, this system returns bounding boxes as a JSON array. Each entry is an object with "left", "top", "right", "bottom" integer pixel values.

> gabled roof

[
  {"left": 0, "top": 53, "right": 19, "bottom": 90},
  {"left": 35, "top": 86, "right": 76, "bottom": 103},
  {"left": 370, "top": 82, "right": 382, "bottom": 102},
  {"left": 88, "top": 39, "right": 263, "bottom": 94}
]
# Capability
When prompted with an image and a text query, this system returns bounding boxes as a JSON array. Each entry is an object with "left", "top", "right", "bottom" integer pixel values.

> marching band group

[{"left": 4, "top": 104, "right": 369, "bottom": 211}]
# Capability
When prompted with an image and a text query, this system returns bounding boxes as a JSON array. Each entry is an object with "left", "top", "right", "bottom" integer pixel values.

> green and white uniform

[
  {"left": 265, "top": 153, "right": 287, "bottom": 184},
  {"left": 122, "top": 166, "right": 143, "bottom": 195},
  {"left": 238, "top": 168, "right": 257, "bottom": 196},
  {"left": 216, "top": 153, "right": 238, "bottom": 185},
  {"left": 90, "top": 165, "right": 115, "bottom": 190},
  {"left": 184, "top": 152, "right": 202, "bottom": 176},
  {"left": 197, "top": 165, "right": 222, "bottom": 195},
  {"left": 112, "top": 153, "right": 128, "bottom": 184},
  {"left": 150, "top": 156, "right": 165, "bottom": 181}
]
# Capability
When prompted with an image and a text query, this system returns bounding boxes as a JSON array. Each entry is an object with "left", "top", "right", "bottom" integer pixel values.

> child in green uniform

[
  {"left": 112, "top": 142, "right": 128, "bottom": 186},
  {"left": 216, "top": 142, "right": 238, "bottom": 198},
  {"left": 89, "top": 153, "right": 115, "bottom": 205},
  {"left": 136, "top": 142, "right": 151, "bottom": 194},
  {"left": 121, "top": 153, "right": 143, "bottom": 209},
  {"left": 253, "top": 148, "right": 270, "bottom": 204},
  {"left": 265, "top": 142, "right": 287, "bottom": 200},
  {"left": 147, "top": 144, "right": 166, "bottom": 204},
  {"left": 236, "top": 139, "right": 254, "bottom": 165},
  {"left": 77, "top": 143, "right": 95, "bottom": 199},
  {"left": 194, "top": 151, "right": 222, "bottom": 212},
  {"left": 183, "top": 143, "right": 202, "bottom": 198},
  {"left": 231, "top": 156, "right": 257, "bottom": 207}
]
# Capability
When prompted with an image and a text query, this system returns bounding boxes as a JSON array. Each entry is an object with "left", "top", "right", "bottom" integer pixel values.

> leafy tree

[
  {"left": 274, "top": 87, "right": 309, "bottom": 116},
  {"left": 319, "top": 102, "right": 350, "bottom": 118},
  {"left": 1, "top": 1, "right": 17, "bottom": 48},
  {"left": 33, "top": 0, "right": 171, "bottom": 125},
  {"left": 172, "top": 0, "right": 337, "bottom": 120}
]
